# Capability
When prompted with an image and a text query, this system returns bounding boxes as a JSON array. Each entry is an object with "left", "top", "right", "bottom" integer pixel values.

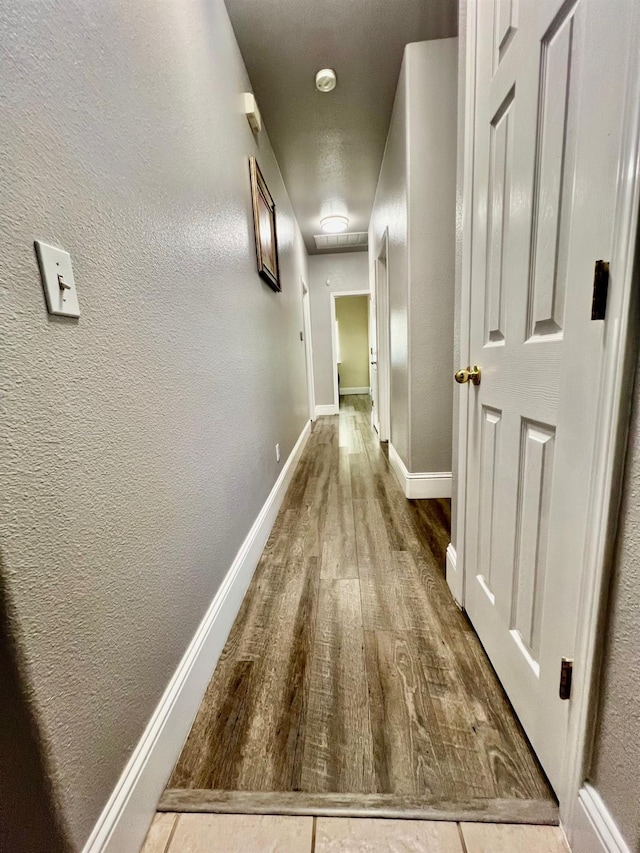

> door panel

[
  {"left": 485, "top": 88, "right": 513, "bottom": 345},
  {"left": 527, "top": 6, "right": 579, "bottom": 339},
  {"left": 493, "top": 0, "right": 518, "bottom": 70},
  {"left": 512, "top": 419, "right": 555, "bottom": 668},
  {"left": 464, "top": 0, "right": 630, "bottom": 794}
]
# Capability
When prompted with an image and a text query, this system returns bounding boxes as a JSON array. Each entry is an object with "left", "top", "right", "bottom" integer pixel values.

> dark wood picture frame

[{"left": 249, "top": 156, "right": 281, "bottom": 292}]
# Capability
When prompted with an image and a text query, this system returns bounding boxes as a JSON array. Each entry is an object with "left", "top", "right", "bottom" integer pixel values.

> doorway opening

[{"left": 329, "top": 291, "right": 371, "bottom": 411}]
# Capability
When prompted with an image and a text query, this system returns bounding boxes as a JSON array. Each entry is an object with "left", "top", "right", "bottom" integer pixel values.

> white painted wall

[
  {"left": 308, "top": 252, "right": 370, "bottom": 406},
  {"left": 369, "top": 38, "right": 457, "bottom": 474},
  {"left": 0, "top": 1, "right": 309, "bottom": 849}
]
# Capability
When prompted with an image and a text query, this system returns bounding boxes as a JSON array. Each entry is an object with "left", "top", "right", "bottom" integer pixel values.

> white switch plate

[{"left": 35, "top": 240, "right": 80, "bottom": 318}]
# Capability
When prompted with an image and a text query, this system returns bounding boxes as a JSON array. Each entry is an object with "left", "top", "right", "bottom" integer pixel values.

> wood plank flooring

[{"left": 164, "top": 395, "right": 556, "bottom": 821}]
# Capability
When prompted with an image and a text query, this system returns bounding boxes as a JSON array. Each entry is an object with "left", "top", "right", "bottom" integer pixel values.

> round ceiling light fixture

[
  {"left": 315, "top": 68, "right": 337, "bottom": 93},
  {"left": 321, "top": 215, "right": 349, "bottom": 234}
]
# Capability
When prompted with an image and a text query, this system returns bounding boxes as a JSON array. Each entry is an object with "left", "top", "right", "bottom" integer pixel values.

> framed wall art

[{"left": 249, "top": 156, "right": 281, "bottom": 292}]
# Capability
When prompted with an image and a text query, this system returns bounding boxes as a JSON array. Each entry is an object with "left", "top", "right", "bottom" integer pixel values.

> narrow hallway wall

[
  {"left": 369, "top": 38, "right": 457, "bottom": 475},
  {"left": 0, "top": 0, "right": 309, "bottom": 847}
]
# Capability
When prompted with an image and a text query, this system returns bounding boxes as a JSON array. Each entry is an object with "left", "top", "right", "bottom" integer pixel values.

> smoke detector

[{"left": 316, "top": 68, "right": 337, "bottom": 93}]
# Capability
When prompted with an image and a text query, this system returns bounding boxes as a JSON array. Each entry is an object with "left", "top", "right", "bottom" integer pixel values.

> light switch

[{"left": 35, "top": 240, "right": 80, "bottom": 318}]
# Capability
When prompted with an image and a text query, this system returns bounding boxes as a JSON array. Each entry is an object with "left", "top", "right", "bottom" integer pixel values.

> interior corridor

[{"left": 162, "top": 397, "right": 555, "bottom": 822}]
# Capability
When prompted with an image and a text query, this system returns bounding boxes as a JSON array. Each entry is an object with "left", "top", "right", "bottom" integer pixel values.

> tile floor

[{"left": 141, "top": 813, "right": 571, "bottom": 852}]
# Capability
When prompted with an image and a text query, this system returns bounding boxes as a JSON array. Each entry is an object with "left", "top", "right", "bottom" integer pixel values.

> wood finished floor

[{"left": 165, "top": 395, "right": 555, "bottom": 821}]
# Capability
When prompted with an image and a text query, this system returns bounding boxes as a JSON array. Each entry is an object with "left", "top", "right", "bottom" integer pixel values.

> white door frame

[
  {"left": 454, "top": 0, "right": 640, "bottom": 834},
  {"left": 301, "top": 277, "right": 316, "bottom": 422},
  {"left": 330, "top": 289, "right": 371, "bottom": 411},
  {"left": 375, "top": 229, "right": 391, "bottom": 442}
]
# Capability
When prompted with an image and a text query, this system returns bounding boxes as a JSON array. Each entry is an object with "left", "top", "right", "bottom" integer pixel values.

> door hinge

[
  {"left": 591, "top": 260, "right": 609, "bottom": 320},
  {"left": 559, "top": 658, "right": 573, "bottom": 701}
]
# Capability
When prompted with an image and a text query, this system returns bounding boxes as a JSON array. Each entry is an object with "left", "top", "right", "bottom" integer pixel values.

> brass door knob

[{"left": 455, "top": 365, "right": 481, "bottom": 386}]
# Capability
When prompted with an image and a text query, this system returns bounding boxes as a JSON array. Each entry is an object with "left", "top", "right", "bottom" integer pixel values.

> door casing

[
  {"left": 453, "top": 0, "right": 640, "bottom": 835},
  {"left": 301, "top": 277, "right": 316, "bottom": 422},
  {"left": 374, "top": 229, "right": 391, "bottom": 443}
]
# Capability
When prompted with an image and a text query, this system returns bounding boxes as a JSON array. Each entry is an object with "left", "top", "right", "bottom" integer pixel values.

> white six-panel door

[{"left": 464, "top": 0, "right": 632, "bottom": 795}]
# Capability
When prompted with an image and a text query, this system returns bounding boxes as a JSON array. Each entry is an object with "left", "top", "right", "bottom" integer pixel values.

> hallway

[{"left": 163, "top": 397, "right": 555, "bottom": 822}]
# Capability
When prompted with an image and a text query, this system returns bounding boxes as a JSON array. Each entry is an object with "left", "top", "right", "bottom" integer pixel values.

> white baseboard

[
  {"left": 388, "top": 442, "right": 452, "bottom": 499},
  {"left": 315, "top": 403, "right": 339, "bottom": 416},
  {"left": 570, "top": 785, "right": 632, "bottom": 853},
  {"left": 445, "top": 543, "right": 463, "bottom": 607},
  {"left": 82, "top": 420, "right": 312, "bottom": 853},
  {"left": 339, "top": 387, "right": 370, "bottom": 395}
]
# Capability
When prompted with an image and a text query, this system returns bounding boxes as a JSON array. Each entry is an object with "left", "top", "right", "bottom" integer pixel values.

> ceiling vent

[{"left": 314, "top": 232, "right": 368, "bottom": 250}]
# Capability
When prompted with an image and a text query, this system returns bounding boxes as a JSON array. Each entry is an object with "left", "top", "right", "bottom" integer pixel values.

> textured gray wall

[
  {"left": 0, "top": 0, "right": 309, "bottom": 849},
  {"left": 406, "top": 39, "right": 457, "bottom": 473},
  {"left": 369, "top": 40, "right": 457, "bottom": 473},
  {"left": 590, "top": 347, "right": 640, "bottom": 853},
  {"left": 308, "top": 253, "right": 370, "bottom": 406}
]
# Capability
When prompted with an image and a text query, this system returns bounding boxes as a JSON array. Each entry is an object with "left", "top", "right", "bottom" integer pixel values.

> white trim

[
  {"left": 451, "top": 0, "right": 478, "bottom": 607},
  {"left": 562, "top": 0, "right": 640, "bottom": 827},
  {"left": 81, "top": 420, "right": 312, "bottom": 853},
  {"left": 388, "top": 442, "right": 452, "bottom": 499},
  {"left": 570, "top": 785, "right": 632, "bottom": 853},
  {"left": 330, "top": 289, "right": 371, "bottom": 412},
  {"left": 445, "top": 544, "right": 463, "bottom": 607},
  {"left": 315, "top": 403, "right": 339, "bottom": 417},
  {"left": 375, "top": 229, "right": 391, "bottom": 442},
  {"left": 301, "top": 277, "right": 316, "bottom": 422},
  {"left": 339, "top": 386, "right": 370, "bottom": 395}
]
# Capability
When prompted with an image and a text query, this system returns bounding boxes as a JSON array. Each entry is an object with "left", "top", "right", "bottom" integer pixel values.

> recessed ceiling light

[
  {"left": 321, "top": 215, "right": 349, "bottom": 234},
  {"left": 316, "top": 68, "right": 337, "bottom": 93}
]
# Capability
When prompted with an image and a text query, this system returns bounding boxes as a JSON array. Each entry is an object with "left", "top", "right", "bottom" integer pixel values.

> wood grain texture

[
  {"left": 460, "top": 822, "right": 570, "bottom": 852},
  {"left": 158, "top": 791, "right": 559, "bottom": 825},
  {"left": 167, "top": 395, "right": 556, "bottom": 822},
  {"left": 300, "top": 579, "right": 374, "bottom": 793}
]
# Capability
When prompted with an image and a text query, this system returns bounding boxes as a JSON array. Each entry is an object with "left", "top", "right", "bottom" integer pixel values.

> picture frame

[{"left": 249, "top": 156, "right": 281, "bottom": 292}]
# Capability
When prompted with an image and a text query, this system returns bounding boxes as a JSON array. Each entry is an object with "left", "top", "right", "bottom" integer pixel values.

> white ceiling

[{"left": 224, "top": 0, "right": 458, "bottom": 254}]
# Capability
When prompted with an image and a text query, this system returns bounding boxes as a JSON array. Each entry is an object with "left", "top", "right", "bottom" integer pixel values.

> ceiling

[{"left": 224, "top": 0, "right": 458, "bottom": 254}]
